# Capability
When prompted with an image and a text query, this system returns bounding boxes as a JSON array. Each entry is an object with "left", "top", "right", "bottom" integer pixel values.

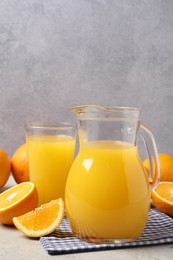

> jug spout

[{"left": 70, "top": 104, "right": 108, "bottom": 116}]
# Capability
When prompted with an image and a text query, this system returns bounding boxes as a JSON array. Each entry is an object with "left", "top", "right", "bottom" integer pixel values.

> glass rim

[{"left": 25, "top": 121, "right": 75, "bottom": 130}]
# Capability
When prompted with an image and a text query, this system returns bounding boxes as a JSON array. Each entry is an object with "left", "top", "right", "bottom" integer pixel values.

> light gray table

[{"left": 1, "top": 176, "right": 173, "bottom": 260}]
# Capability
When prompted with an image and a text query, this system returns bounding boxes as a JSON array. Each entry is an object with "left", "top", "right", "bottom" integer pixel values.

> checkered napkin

[{"left": 40, "top": 209, "right": 173, "bottom": 255}]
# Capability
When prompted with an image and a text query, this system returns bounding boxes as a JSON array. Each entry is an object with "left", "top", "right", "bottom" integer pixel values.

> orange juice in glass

[{"left": 26, "top": 122, "right": 76, "bottom": 206}]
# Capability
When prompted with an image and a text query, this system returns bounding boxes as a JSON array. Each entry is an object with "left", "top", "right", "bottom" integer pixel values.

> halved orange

[
  {"left": 0, "top": 182, "right": 38, "bottom": 225},
  {"left": 13, "top": 198, "right": 64, "bottom": 237},
  {"left": 152, "top": 181, "right": 173, "bottom": 217}
]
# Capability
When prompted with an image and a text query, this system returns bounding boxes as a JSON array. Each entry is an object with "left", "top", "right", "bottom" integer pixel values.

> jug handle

[{"left": 139, "top": 124, "right": 160, "bottom": 190}]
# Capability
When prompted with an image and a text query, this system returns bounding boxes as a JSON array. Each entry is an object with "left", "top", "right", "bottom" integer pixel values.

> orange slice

[
  {"left": 151, "top": 181, "right": 173, "bottom": 217},
  {"left": 0, "top": 182, "right": 38, "bottom": 225},
  {"left": 13, "top": 198, "right": 64, "bottom": 237}
]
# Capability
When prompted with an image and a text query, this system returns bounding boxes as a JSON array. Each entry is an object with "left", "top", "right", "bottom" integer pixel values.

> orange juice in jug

[{"left": 65, "top": 140, "right": 150, "bottom": 242}]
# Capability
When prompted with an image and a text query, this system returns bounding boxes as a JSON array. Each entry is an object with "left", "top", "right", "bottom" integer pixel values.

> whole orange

[
  {"left": 143, "top": 153, "right": 173, "bottom": 182},
  {"left": 0, "top": 148, "right": 11, "bottom": 189},
  {"left": 11, "top": 144, "right": 29, "bottom": 183}
]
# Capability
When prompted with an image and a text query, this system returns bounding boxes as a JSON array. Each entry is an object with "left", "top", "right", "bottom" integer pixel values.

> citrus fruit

[
  {"left": 143, "top": 153, "right": 173, "bottom": 182},
  {"left": 11, "top": 143, "right": 29, "bottom": 183},
  {"left": 13, "top": 198, "right": 64, "bottom": 237},
  {"left": 151, "top": 181, "right": 173, "bottom": 217},
  {"left": 0, "top": 147, "right": 11, "bottom": 189},
  {"left": 0, "top": 182, "right": 38, "bottom": 225}
]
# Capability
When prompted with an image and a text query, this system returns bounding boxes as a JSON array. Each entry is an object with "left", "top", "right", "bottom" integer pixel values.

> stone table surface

[{"left": 1, "top": 176, "right": 173, "bottom": 260}]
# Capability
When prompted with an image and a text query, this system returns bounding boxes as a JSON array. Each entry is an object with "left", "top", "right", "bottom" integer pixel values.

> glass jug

[{"left": 65, "top": 105, "right": 160, "bottom": 243}]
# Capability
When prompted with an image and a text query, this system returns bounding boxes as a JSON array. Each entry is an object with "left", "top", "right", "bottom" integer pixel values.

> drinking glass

[{"left": 26, "top": 122, "right": 76, "bottom": 206}]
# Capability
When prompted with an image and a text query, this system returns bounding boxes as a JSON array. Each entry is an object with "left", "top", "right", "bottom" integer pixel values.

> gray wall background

[{"left": 0, "top": 0, "right": 173, "bottom": 157}]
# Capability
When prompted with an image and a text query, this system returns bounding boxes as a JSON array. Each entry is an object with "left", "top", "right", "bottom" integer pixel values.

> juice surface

[
  {"left": 27, "top": 135, "right": 75, "bottom": 205},
  {"left": 65, "top": 141, "right": 151, "bottom": 242}
]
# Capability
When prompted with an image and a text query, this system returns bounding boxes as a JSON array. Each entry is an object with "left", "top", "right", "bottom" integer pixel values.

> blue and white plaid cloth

[{"left": 40, "top": 209, "right": 173, "bottom": 255}]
